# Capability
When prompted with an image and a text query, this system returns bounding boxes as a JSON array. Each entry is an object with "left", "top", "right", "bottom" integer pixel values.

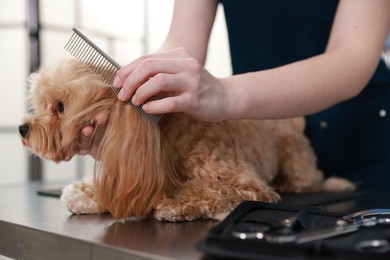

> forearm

[
  {"left": 156, "top": 0, "right": 218, "bottom": 65},
  {"left": 157, "top": 32, "right": 210, "bottom": 67},
  {"left": 222, "top": 51, "right": 381, "bottom": 120}
]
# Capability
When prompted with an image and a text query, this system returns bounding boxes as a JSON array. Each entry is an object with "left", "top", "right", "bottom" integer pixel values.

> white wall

[
  {"left": 0, "top": 0, "right": 28, "bottom": 186},
  {"left": 0, "top": 0, "right": 231, "bottom": 186}
]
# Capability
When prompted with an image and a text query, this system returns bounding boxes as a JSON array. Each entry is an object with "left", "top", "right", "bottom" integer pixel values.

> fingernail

[
  {"left": 118, "top": 89, "right": 125, "bottom": 100},
  {"left": 142, "top": 104, "right": 149, "bottom": 112},
  {"left": 131, "top": 95, "right": 137, "bottom": 105},
  {"left": 113, "top": 76, "right": 120, "bottom": 87},
  {"left": 82, "top": 128, "right": 92, "bottom": 137}
]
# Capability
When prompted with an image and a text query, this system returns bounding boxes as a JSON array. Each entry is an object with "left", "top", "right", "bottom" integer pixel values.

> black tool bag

[{"left": 197, "top": 195, "right": 390, "bottom": 260}]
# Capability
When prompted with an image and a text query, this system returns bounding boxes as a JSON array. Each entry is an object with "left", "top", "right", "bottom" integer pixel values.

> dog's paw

[
  {"left": 154, "top": 199, "right": 209, "bottom": 222},
  {"left": 60, "top": 181, "right": 101, "bottom": 215},
  {"left": 212, "top": 212, "right": 230, "bottom": 221}
]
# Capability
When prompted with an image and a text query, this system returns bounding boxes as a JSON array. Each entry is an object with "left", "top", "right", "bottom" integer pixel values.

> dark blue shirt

[{"left": 220, "top": 0, "right": 390, "bottom": 191}]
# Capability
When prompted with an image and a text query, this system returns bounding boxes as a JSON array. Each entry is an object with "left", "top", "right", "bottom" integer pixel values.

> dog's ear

[{"left": 95, "top": 103, "right": 172, "bottom": 219}]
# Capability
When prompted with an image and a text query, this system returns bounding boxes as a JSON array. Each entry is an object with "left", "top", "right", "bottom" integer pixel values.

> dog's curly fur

[{"left": 19, "top": 59, "right": 354, "bottom": 221}]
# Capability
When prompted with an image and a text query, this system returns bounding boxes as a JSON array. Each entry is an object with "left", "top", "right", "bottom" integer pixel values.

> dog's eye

[{"left": 56, "top": 101, "right": 64, "bottom": 113}]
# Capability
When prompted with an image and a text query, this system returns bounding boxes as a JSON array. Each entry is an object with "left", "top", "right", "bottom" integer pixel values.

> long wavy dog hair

[
  {"left": 27, "top": 59, "right": 178, "bottom": 219},
  {"left": 22, "top": 59, "right": 355, "bottom": 221},
  {"left": 96, "top": 100, "right": 177, "bottom": 219}
]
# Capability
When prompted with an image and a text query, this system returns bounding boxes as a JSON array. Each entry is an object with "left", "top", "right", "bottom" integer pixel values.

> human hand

[
  {"left": 79, "top": 112, "right": 108, "bottom": 160},
  {"left": 114, "top": 47, "right": 231, "bottom": 122}
]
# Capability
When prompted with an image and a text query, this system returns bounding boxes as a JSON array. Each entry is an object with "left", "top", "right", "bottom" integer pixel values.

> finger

[
  {"left": 142, "top": 95, "right": 188, "bottom": 115},
  {"left": 113, "top": 55, "right": 149, "bottom": 87},
  {"left": 94, "top": 112, "right": 109, "bottom": 126},
  {"left": 79, "top": 112, "right": 107, "bottom": 155},
  {"left": 118, "top": 58, "right": 193, "bottom": 102},
  {"left": 82, "top": 125, "right": 93, "bottom": 136},
  {"left": 114, "top": 48, "right": 190, "bottom": 87},
  {"left": 79, "top": 125, "right": 94, "bottom": 155},
  {"left": 132, "top": 73, "right": 186, "bottom": 106}
]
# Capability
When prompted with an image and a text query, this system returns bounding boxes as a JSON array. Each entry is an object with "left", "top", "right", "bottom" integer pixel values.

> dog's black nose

[{"left": 19, "top": 124, "right": 30, "bottom": 138}]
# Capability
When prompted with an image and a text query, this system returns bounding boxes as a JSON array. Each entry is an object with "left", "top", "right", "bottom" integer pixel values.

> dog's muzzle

[{"left": 19, "top": 123, "right": 30, "bottom": 138}]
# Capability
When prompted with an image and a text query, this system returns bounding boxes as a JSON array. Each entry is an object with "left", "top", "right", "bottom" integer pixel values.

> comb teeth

[{"left": 65, "top": 27, "right": 162, "bottom": 125}]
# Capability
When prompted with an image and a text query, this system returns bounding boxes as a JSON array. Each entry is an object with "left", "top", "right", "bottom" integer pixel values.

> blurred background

[
  {"left": 1, "top": 0, "right": 389, "bottom": 188},
  {"left": 0, "top": 0, "right": 231, "bottom": 187}
]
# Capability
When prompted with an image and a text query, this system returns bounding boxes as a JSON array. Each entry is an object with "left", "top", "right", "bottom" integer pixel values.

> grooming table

[
  {"left": 0, "top": 182, "right": 216, "bottom": 260},
  {"left": 0, "top": 182, "right": 386, "bottom": 259}
]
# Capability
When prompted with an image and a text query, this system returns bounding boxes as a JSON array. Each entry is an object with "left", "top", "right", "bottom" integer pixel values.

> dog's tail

[{"left": 321, "top": 177, "right": 356, "bottom": 192}]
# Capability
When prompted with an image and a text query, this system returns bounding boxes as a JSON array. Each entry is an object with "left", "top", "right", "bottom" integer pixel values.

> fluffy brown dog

[{"left": 19, "top": 59, "right": 354, "bottom": 221}]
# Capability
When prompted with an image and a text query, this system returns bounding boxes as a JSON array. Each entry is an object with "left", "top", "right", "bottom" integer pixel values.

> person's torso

[{"left": 219, "top": 0, "right": 390, "bottom": 191}]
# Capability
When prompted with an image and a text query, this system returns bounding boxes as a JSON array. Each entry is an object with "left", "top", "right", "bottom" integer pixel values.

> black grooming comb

[{"left": 65, "top": 27, "right": 162, "bottom": 125}]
